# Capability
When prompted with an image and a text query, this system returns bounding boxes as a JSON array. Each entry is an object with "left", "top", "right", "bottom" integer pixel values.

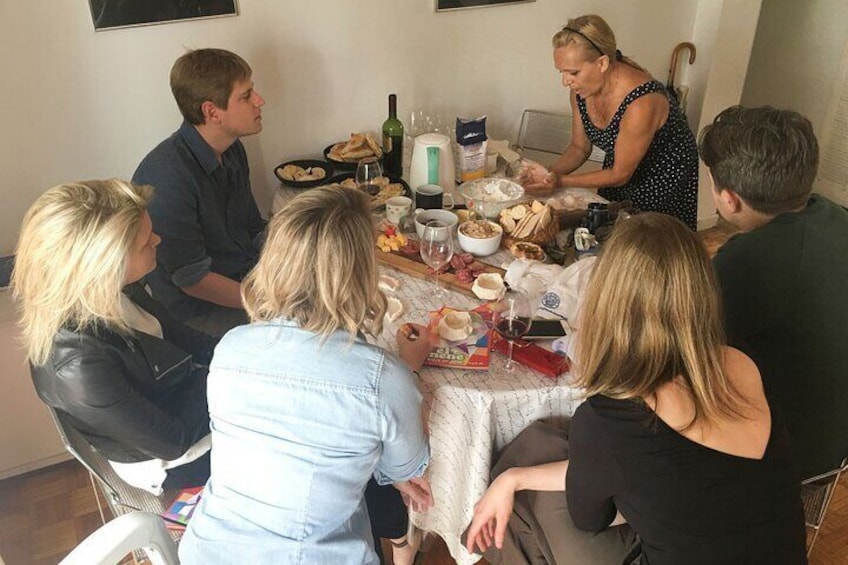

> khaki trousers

[{"left": 480, "top": 421, "right": 639, "bottom": 565}]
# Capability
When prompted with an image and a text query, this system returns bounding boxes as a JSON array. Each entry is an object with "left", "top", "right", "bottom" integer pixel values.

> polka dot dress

[{"left": 577, "top": 80, "right": 699, "bottom": 229}]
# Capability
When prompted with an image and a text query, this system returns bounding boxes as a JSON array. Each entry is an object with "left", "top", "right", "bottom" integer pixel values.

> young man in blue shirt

[{"left": 134, "top": 48, "right": 266, "bottom": 336}]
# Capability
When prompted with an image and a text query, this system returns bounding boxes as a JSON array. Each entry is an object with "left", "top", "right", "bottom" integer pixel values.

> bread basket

[{"left": 500, "top": 203, "right": 559, "bottom": 248}]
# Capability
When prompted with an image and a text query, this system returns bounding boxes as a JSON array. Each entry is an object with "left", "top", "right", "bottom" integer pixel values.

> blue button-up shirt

[
  {"left": 133, "top": 122, "right": 266, "bottom": 320},
  {"left": 179, "top": 320, "right": 430, "bottom": 565}
]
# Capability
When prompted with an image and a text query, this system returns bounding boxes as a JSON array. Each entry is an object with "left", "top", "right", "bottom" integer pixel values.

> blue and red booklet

[{"left": 161, "top": 486, "right": 203, "bottom": 531}]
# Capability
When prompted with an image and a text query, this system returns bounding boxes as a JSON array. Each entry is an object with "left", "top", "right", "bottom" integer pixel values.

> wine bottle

[{"left": 382, "top": 94, "right": 404, "bottom": 177}]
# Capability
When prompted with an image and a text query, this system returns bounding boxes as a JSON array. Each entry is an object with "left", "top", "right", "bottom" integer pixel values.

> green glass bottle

[{"left": 382, "top": 94, "right": 404, "bottom": 177}]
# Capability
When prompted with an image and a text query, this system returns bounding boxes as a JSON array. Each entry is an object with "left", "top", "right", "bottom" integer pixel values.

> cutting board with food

[{"left": 375, "top": 229, "right": 504, "bottom": 297}]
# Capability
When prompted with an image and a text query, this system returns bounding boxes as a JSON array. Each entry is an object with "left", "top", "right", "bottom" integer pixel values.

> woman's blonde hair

[
  {"left": 12, "top": 179, "right": 153, "bottom": 366},
  {"left": 574, "top": 213, "right": 742, "bottom": 428},
  {"left": 242, "top": 185, "right": 386, "bottom": 339},
  {"left": 553, "top": 14, "right": 645, "bottom": 71}
]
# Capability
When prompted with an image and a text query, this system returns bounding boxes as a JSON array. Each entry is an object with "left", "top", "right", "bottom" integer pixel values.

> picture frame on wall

[
  {"left": 436, "top": 0, "right": 535, "bottom": 12},
  {"left": 89, "top": 0, "right": 238, "bottom": 31}
]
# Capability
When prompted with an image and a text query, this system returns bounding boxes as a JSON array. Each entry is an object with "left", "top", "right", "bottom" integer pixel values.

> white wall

[
  {"left": 694, "top": 0, "right": 764, "bottom": 228},
  {"left": 742, "top": 0, "right": 848, "bottom": 137},
  {"left": 741, "top": 0, "right": 848, "bottom": 207},
  {"left": 0, "top": 0, "right": 703, "bottom": 254}
]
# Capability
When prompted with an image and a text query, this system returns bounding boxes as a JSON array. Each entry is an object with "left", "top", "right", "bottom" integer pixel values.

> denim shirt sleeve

[
  {"left": 134, "top": 153, "right": 212, "bottom": 288},
  {"left": 373, "top": 354, "right": 430, "bottom": 485}
]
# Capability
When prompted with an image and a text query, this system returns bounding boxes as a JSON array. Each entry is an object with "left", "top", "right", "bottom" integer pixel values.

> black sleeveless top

[
  {"left": 577, "top": 80, "right": 699, "bottom": 229},
  {"left": 567, "top": 395, "right": 808, "bottom": 565}
]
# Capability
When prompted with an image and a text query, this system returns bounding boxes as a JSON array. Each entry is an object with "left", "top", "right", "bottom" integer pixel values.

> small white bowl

[
  {"left": 437, "top": 311, "right": 474, "bottom": 341},
  {"left": 472, "top": 273, "right": 506, "bottom": 301},
  {"left": 457, "top": 220, "right": 503, "bottom": 256},
  {"left": 414, "top": 209, "right": 459, "bottom": 239}
]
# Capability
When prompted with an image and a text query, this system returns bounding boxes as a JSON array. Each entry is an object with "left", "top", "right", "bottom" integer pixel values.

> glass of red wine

[
  {"left": 355, "top": 156, "right": 383, "bottom": 196},
  {"left": 494, "top": 287, "right": 533, "bottom": 372}
]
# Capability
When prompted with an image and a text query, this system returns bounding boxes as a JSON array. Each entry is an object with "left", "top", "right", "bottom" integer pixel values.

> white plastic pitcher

[{"left": 409, "top": 133, "right": 455, "bottom": 194}]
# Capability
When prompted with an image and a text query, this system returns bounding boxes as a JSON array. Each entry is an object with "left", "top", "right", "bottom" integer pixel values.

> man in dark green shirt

[{"left": 699, "top": 106, "right": 848, "bottom": 479}]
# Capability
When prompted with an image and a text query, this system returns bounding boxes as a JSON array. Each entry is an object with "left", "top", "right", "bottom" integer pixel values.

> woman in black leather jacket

[{"left": 13, "top": 179, "right": 218, "bottom": 494}]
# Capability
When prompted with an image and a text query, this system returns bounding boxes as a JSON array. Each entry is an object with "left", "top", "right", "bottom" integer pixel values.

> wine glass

[
  {"left": 420, "top": 220, "right": 455, "bottom": 301},
  {"left": 494, "top": 288, "right": 533, "bottom": 372},
  {"left": 356, "top": 156, "right": 383, "bottom": 196}
]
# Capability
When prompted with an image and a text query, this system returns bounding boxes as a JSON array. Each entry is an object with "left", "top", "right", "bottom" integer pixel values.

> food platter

[
  {"left": 327, "top": 173, "right": 410, "bottom": 209},
  {"left": 323, "top": 132, "right": 384, "bottom": 170},
  {"left": 323, "top": 145, "right": 386, "bottom": 170},
  {"left": 377, "top": 250, "right": 505, "bottom": 298},
  {"left": 274, "top": 159, "right": 335, "bottom": 189}
]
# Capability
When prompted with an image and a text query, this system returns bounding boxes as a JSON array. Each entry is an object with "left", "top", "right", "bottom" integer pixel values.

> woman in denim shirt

[{"left": 180, "top": 186, "right": 434, "bottom": 565}]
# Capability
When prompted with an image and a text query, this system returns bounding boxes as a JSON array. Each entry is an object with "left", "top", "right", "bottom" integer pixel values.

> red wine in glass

[
  {"left": 494, "top": 288, "right": 533, "bottom": 372},
  {"left": 496, "top": 317, "right": 530, "bottom": 341}
]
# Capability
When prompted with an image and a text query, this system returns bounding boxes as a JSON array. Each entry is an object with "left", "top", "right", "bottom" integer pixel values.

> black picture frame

[
  {"left": 436, "top": 0, "right": 535, "bottom": 12},
  {"left": 89, "top": 0, "right": 238, "bottom": 31}
]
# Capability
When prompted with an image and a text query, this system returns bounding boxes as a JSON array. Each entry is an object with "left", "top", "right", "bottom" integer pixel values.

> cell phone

[{"left": 523, "top": 319, "right": 567, "bottom": 340}]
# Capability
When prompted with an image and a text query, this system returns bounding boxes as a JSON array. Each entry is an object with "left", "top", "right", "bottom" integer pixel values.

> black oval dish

[
  {"left": 274, "top": 159, "right": 335, "bottom": 188},
  {"left": 323, "top": 143, "right": 384, "bottom": 171}
]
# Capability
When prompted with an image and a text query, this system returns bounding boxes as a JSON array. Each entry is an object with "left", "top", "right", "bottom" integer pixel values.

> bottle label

[{"left": 383, "top": 133, "right": 393, "bottom": 153}]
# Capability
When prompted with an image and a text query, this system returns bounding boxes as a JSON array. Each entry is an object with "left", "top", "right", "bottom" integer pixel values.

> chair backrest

[
  {"left": 46, "top": 406, "right": 177, "bottom": 517},
  {"left": 517, "top": 109, "right": 605, "bottom": 164},
  {"left": 59, "top": 511, "right": 179, "bottom": 565},
  {"left": 801, "top": 457, "right": 847, "bottom": 555}
]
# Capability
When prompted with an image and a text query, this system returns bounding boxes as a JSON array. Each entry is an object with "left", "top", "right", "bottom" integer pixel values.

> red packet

[{"left": 492, "top": 333, "right": 570, "bottom": 378}]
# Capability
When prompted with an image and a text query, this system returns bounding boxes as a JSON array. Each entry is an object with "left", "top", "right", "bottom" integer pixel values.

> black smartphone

[{"left": 524, "top": 319, "right": 567, "bottom": 340}]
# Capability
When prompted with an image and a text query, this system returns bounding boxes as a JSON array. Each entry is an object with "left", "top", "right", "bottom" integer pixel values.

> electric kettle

[{"left": 409, "top": 133, "right": 455, "bottom": 194}]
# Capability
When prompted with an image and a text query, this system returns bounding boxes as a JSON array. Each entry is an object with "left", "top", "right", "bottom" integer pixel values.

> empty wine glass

[
  {"left": 420, "top": 220, "right": 455, "bottom": 301},
  {"left": 494, "top": 287, "right": 533, "bottom": 372},
  {"left": 410, "top": 109, "right": 425, "bottom": 137},
  {"left": 356, "top": 156, "right": 383, "bottom": 196}
]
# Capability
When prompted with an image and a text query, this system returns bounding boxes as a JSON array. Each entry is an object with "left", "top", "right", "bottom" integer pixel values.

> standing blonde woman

[
  {"left": 523, "top": 15, "right": 698, "bottom": 228},
  {"left": 180, "top": 185, "right": 434, "bottom": 565},
  {"left": 466, "top": 213, "right": 806, "bottom": 564},
  {"left": 13, "top": 179, "right": 217, "bottom": 494}
]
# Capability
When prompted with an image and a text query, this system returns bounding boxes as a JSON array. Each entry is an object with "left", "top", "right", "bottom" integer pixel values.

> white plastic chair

[{"left": 59, "top": 511, "right": 179, "bottom": 565}]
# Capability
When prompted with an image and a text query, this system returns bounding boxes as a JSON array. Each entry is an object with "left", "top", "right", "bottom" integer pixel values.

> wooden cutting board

[{"left": 377, "top": 251, "right": 505, "bottom": 297}]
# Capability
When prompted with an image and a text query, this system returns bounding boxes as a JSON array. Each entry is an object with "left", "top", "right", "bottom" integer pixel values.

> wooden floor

[{"left": 0, "top": 459, "right": 846, "bottom": 564}]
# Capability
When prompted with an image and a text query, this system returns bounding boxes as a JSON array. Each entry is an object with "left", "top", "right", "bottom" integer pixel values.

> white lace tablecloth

[{"left": 373, "top": 266, "right": 583, "bottom": 565}]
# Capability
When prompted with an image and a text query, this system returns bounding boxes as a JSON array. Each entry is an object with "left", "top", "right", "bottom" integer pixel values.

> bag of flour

[{"left": 456, "top": 116, "right": 488, "bottom": 182}]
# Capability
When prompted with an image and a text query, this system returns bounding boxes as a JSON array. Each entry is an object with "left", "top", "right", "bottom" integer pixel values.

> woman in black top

[
  {"left": 521, "top": 15, "right": 698, "bottom": 228},
  {"left": 466, "top": 213, "right": 806, "bottom": 564}
]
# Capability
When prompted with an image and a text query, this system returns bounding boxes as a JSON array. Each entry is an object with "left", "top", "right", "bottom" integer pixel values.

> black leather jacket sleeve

[{"left": 51, "top": 345, "right": 208, "bottom": 461}]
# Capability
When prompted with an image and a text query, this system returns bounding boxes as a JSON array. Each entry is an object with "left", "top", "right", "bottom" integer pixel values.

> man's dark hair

[{"left": 698, "top": 106, "right": 819, "bottom": 214}]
